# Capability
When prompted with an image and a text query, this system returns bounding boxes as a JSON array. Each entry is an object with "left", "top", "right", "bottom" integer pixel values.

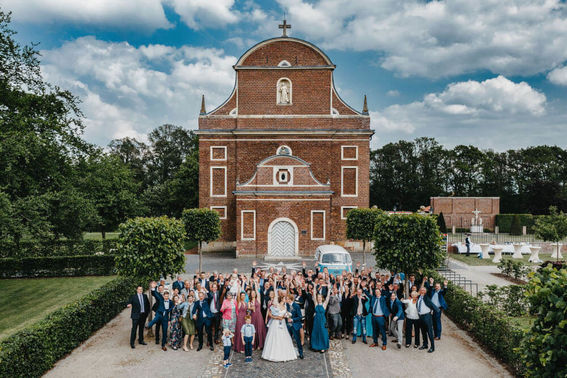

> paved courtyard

[{"left": 45, "top": 253, "right": 512, "bottom": 378}]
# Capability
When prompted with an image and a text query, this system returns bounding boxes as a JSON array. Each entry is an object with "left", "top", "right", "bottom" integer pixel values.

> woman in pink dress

[
  {"left": 248, "top": 287, "right": 266, "bottom": 350},
  {"left": 233, "top": 291, "right": 248, "bottom": 352}
]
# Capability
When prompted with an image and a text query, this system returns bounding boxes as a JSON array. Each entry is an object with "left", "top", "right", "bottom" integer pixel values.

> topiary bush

[
  {"left": 0, "top": 255, "right": 115, "bottom": 278},
  {"left": 510, "top": 214, "right": 523, "bottom": 236},
  {"left": 115, "top": 216, "right": 186, "bottom": 282},
  {"left": 182, "top": 208, "right": 221, "bottom": 272},
  {"left": 0, "top": 276, "right": 138, "bottom": 378},
  {"left": 346, "top": 207, "right": 382, "bottom": 264},
  {"left": 497, "top": 259, "right": 530, "bottom": 281},
  {"left": 477, "top": 284, "right": 529, "bottom": 317}
]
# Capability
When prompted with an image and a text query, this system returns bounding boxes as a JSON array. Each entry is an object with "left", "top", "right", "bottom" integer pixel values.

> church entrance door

[{"left": 268, "top": 218, "right": 297, "bottom": 257}]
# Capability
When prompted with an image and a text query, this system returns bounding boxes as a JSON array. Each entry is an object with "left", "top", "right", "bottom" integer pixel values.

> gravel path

[
  {"left": 345, "top": 315, "right": 512, "bottom": 378},
  {"left": 44, "top": 308, "right": 211, "bottom": 378},
  {"left": 448, "top": 258, "right": 514, "bottom": 291}
]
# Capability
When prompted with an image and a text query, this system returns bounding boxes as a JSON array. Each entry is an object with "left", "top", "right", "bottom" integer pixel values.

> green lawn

[
  {"left": 450, "top": 253, "right": 550, "bottom": 266},
  {"left": 508, "top": 316, "right": 536, "bottom": 331},
  {"left": 83, "top": 232, "right": 120, "bottom": 240},
  {"left": 0, "top": 276, "right": 115, "bottom": 340}
]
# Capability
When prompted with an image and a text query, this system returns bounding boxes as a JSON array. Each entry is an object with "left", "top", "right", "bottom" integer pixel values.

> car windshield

[{"left": 321, "top": 253, "right": 348, "bottom": 264}]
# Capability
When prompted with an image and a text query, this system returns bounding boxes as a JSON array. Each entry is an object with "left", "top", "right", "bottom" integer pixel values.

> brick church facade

[{"left": 197, "top": 28, "right": 372, "bottom": 257}]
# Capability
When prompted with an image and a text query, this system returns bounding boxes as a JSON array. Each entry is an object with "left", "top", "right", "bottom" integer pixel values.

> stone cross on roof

[{"left": 279, "top": 19, "right": 291, "bottom": 37}]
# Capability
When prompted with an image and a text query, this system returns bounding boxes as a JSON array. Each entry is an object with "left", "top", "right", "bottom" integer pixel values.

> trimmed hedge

[
  {"left": 0, "top": 239, "right": 118, "bottom": 258},
  {"left": 496, "top": 214, "right": 539, "bottom": 233},
  {"left": 0, "top": 276, "right": 137, "bottom": 378},
  {"left": 0, "top": 255, "right": 116, "bottom": 278},
  {"left": 429, "top": 270, "right": 525, "bottom": 376}
]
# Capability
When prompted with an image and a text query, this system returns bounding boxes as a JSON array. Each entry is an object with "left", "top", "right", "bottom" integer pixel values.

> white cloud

[
  {"left": 369, "top": 76, "right": 556, "bottom": 149},
  {"left": 386, "top": 90, "right": 400, "bottom": 97},
  {"left": 424, "top": 76, "right": 546, "bottom": 116},
  {"left": 279, "top": 0, "right": 567, "bottom": 78},
  {"left": 41, "top": 36, "right": 237, "bottom": 145},
  {"left": 167, "top": 0, "right": 239, "bottom": 30},
  {"left": 547, "top": 66, "right": 567, "bottom": 86},
  {"left": 370, "top": 110, "right": 415, "bottom": 134},
  {"left": 2, "top": 0, "right": 172, "bottom": 30}
]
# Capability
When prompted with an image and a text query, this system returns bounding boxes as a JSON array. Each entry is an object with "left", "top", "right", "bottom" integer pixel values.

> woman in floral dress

[{"left": 169, "top": 295, "right": 183, "bottom": 350}]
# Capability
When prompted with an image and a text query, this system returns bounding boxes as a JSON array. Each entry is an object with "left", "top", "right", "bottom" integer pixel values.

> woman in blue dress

[{"left": 310, "top": 283, "right": 331, "bottom": 353}]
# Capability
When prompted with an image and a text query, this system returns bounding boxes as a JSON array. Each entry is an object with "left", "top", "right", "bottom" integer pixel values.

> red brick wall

[
  {"left": 241, "top": 40, "right": 330, "bottom": 67},
  {"left": 198, "top": 38, "right": 371, "bottom": 255},
  {"left": 237, "top": 70, "right": 331, "bottom": 115},
  {"left": 431, "top": 197, "right": 500, "bottom": 230}
]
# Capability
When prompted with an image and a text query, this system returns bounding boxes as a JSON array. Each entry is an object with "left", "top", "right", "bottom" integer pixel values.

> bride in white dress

[{"left": 261, "top": 289, "right": 297, "bottom": 362}]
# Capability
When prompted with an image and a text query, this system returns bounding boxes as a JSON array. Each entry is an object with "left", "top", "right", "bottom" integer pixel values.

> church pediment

[{"left": 236, "top": 149, "right": 330, "bottom": 191}]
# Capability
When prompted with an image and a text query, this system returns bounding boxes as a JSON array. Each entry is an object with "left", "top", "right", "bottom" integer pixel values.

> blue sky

[{"left": 3, "top": 0, "right": 567, "bottom": 150}]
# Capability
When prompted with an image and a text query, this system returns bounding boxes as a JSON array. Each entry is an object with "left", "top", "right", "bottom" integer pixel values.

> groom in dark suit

[
  {"left": 193, "top": 291, "right": 214, "bottom": 351},
  {"left": 127, "top": 286, "right": 150, "bottom": 349},
  {"left": 146, "top": 281, "right": 174, "bottom": 351},
  {"left": 286, "top": 294, "right": 304, "bottom": 359}
]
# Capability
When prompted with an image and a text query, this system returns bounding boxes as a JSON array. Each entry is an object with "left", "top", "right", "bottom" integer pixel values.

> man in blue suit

[
  {"left": 286, "top": 294, "right": 304, "bottom": 359},
  {"left": 417, "top": 286, "right": 440, "bottom": 353},
  {"left": 145, "top": 281, "right": 174, "bottom": 351},
  {"left": 425, "top": 277, "right": 448, "bottom": 340},
  {"left": 369, "top": 288, "right": 390, "bottom": 350},
  {"left": 172, "top": 275, "right": 184, "bottom": 292},
  {"left": 388, "top": 292, "right": 405, "bottom": 349},
  {"left": 193, "top": 291, "right": 214, "bottom": 351}
]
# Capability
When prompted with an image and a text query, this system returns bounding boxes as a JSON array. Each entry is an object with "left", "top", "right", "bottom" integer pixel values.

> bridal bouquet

[{"left": 279, "top": 311, "right": 292, "bottom": 329}]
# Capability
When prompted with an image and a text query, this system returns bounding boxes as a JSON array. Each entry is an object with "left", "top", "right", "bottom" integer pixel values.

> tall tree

[
  {"left": 78, "top": 152, "right": 142, "bottom": 238},
  {"left": 147, "top": 124, "right": 197, "bottom": 184},
  {"left": 108, "top": 137, "right": 149, "bottom": 186},
  {"left": 144, "top": 125, "right": 199, "bottom": 217},
  {"left": 0, "top": 9, "right": 91, "bottom": 242}
]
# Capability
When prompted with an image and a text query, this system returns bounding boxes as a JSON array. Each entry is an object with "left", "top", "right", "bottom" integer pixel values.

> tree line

[
  {"left": 2, "top": 9, "right": 566, "bottom": 246},
  {"left": 0, "top": 10, "right": 198, "bottom": 244},
  {"left": 370, "top": 137, "right": 567, "bottom": 214}
]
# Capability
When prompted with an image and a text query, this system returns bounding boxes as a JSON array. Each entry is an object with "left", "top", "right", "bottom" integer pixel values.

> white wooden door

[{"left": 269, "top": 220, "right": 296, "bottom": 257}]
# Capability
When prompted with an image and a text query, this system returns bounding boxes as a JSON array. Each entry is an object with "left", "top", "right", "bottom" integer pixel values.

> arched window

[
  {"left": 278, "top": 60, "right": 292, "bottom": 67},
  {"left": 276, "top": 145, "right": 292, "bottom": 155},
  {"left": 276, "top": 78, "right": 292, "bottom": 105}
]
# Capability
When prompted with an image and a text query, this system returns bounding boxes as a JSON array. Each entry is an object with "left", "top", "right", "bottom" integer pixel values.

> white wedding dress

[{"left": 261, "top": 305, "right": 297, "bottom": 362}]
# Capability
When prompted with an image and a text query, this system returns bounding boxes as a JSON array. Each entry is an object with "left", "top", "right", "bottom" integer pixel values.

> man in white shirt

[{"left": 417, "top": 287, "right": 439, "bottom": 353}]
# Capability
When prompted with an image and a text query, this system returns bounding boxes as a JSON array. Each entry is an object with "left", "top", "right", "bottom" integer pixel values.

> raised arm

[{"left": 322, "top": 281, "right": 332, "bottom": 309}]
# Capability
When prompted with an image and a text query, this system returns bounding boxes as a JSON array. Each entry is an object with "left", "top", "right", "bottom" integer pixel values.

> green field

[
  {"left": 0, "top": 276, "right": 115, "bottom": 340},
  {"left": 83, "top": 232, "right": 120, "bottom": 240},
  {"left": 508, "top": 316, "right": 536, "bottom": 331},
  {"left": 450, "top": 253, "right": 551, "bottom": 266}
]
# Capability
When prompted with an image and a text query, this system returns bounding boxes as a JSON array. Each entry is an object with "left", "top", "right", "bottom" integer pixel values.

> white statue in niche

[{"left": 277, "top": 79, "right": 291, "bottom": 104}]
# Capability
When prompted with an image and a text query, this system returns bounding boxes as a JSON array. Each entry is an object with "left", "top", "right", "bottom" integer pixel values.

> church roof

[{"left": 234, "top": 37, "right": 335, "bottom": 68}]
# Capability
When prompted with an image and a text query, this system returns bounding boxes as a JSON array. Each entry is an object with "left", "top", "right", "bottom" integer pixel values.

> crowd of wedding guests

[{"left": 127, "top": 261, "right": 448, "bottom": 361}]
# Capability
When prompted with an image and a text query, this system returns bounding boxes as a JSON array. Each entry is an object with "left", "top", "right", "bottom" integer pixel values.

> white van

[{"left": 314, "top": 245, "right": 353, "bottom": 275}]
